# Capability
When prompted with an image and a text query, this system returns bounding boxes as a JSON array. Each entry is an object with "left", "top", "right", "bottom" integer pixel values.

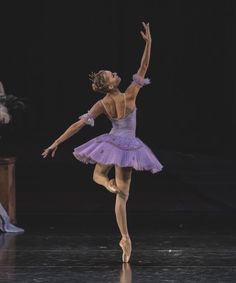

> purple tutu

[{"left": 73, "top": 108, "right": 163, "bottom": 174}]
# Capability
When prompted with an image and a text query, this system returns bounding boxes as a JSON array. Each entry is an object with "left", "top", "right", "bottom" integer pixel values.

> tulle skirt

[{"left": 73, "top": 133, "right": 163, "bottom": 174}]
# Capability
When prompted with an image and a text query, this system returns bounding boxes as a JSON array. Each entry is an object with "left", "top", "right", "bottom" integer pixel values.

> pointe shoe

[
  {"left": 119, "top": 238, "right": 132, "bottom": 263},
  {"left": 106, "top": 179, "right": 119, "bottom": 194}
]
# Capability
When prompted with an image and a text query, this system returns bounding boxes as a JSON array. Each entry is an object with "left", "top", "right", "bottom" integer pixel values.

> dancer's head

[{"left": 89, "top": 70, "right": 121, "bottom": 94}]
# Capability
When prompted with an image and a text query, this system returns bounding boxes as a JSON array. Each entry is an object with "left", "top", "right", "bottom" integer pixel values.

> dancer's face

[{"left": 103, "top": 70, "right": 121, "bottom": 89}]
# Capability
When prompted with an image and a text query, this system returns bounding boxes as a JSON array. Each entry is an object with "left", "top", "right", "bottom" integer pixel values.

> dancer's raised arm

[
  {"left": 41, "top": 100, "right": 103, "bottom": 158},
  {"left": 137, "top": 22, "right": 152, "bottom": 77},
  {"left": 125, "top": 22, "right": 152, "bottom": 96}
]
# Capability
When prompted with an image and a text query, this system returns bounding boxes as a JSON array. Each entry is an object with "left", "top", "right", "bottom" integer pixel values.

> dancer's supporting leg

[{"left": 114, "top": 165, "right": 132, "bottom": 262}]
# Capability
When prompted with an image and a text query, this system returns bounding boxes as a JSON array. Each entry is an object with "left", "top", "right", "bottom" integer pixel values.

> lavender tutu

[{"left": 73, "top": 107, "right": 163, "bottom": 173}]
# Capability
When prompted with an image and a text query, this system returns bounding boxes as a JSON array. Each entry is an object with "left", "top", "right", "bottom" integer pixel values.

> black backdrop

[{"left": 0, "top": 0, "right": 236, "bottom": 214}]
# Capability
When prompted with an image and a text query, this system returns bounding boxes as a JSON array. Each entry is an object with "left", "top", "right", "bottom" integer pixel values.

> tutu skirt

[{"left": 73, "top": 133, "right": 163, "bottom": 174}]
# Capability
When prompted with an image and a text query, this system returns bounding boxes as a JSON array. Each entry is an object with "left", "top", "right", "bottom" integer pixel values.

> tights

[{"left": 93, "top": 163, "right": 132, "bottom": 239}]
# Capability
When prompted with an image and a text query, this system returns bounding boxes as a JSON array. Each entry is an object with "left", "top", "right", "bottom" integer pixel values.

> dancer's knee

[
  {"left": 117, "top": 189, "right": 129, "bottom": 201},
  {"left": 115, "top": 180, "right": 130, "bottom": 200}
]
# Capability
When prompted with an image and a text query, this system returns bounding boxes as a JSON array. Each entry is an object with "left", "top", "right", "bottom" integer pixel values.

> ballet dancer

[{"left": 42, "top": 22, "right": 163, "bottom": 263}]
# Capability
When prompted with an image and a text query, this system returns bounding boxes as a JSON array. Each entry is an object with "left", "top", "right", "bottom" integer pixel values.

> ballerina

[{"left": 42, "top": 22, "right": 163, "bottom": 263}]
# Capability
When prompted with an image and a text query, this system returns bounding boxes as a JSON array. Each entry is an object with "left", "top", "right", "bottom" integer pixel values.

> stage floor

[{"left": 1, "top": 213, "right": 236, "bottom": 282}]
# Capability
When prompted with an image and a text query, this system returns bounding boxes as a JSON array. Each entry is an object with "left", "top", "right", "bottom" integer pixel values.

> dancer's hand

[
  {"left": 140, "top": 22, "right": 152, "bottom": 43},
  {"left": 41, "top": 143, "right": 58, "bottom": 158}
]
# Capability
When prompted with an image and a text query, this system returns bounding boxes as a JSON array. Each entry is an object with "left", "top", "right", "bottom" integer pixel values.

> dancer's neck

[{"left": 108, "top": 88, "right": 122, "bottom": 96}]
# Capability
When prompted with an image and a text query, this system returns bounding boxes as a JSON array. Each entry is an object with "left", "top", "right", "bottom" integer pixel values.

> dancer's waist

[{"left": 109, "top": 128, "right": 135, "bottom": 137}]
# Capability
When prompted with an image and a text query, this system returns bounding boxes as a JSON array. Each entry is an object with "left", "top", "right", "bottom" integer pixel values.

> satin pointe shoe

[{"left": 119, "top": 238, "right": 132, "bottom": 263}]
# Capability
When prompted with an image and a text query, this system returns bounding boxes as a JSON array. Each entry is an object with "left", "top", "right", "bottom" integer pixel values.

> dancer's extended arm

[
  {"left": 41, "top": 100, "right": 103, "bottom": 158},
  {"left": 137, "top": 22, "right": 152, "bottom": 78},
  {"left": 125, "top": 22, "right": 152, "bottom": 96}
]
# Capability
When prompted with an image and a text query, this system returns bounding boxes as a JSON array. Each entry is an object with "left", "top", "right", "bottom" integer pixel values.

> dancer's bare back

[{"left": 101, "top": 92, "right": 136, "bottom": 120}]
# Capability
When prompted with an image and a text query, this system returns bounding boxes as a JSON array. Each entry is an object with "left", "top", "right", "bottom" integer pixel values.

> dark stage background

[{"left": 0, "top": 0, "right": 236, "bottom": 223}]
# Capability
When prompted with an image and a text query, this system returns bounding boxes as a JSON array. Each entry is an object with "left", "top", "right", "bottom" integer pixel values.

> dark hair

[{"left": 89, "top": 70, "right": 109, "bottom": 94}]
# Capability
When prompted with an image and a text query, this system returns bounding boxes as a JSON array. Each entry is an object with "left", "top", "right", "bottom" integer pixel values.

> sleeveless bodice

[
  {"left": 100, "top": 93, "right": 137, "bottom": 138},
  {"left": 109, "top": 108, "right": 137, "bottom": 138}
]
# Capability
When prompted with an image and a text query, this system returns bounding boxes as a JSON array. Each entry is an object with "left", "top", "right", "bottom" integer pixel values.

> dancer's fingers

[
  {"left": 140, "top": 31, "right": 146, "bottom": 38},
  {"left": 51, "top": 147, "right": 57, "bottom": 158},
  {"left": 142, "top": 22, "right": 148, "bottom": 31},
  {"left": 42, "top": 148, "right": 50, "bottom": 158}
]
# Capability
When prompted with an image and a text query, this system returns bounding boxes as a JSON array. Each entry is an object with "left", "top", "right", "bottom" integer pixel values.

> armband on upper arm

[
  {"left": 132, "top": 74, "right": 151, "bottom": 87},
  {"left": 79, "top": 112, "right": 94, "bottom": 127}
]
